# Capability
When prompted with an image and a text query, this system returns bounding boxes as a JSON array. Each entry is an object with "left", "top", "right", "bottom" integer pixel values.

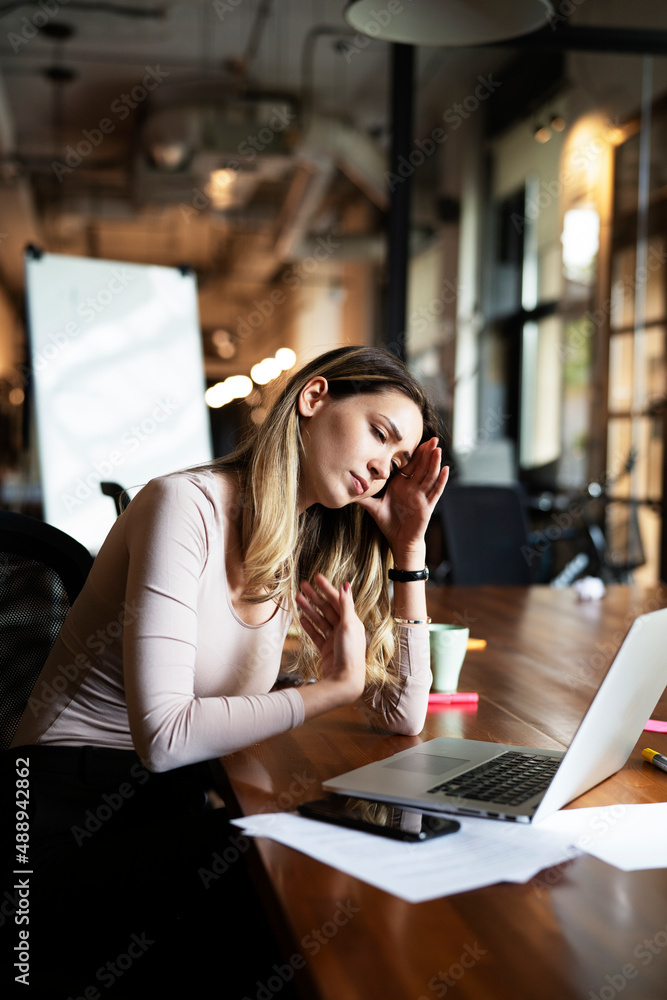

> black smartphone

[{"left": 297, "top": 796, "right": 460, "bottom": 842}]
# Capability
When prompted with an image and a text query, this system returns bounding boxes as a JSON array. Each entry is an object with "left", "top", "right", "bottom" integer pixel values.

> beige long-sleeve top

[{"left": 12, "top": 471, "right": 431, "bottom": 771}]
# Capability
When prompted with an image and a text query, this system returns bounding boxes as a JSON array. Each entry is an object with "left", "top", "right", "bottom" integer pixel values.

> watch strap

[{"left": 388, "top": 566, "right": 429, "bottom": 582}]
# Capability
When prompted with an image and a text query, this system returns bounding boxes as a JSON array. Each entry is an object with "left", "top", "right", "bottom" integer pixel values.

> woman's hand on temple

[
  {"left": 356, "top": 437, "right": 449, "bottom": 561},
  {"left": 296, "top": 574, "right": 367, "bottom": 711}
]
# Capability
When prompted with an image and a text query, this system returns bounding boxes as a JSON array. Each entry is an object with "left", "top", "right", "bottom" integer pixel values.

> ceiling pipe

[
  {"left": 483, "top": 24, "right": 667, "bottom": 55},
  {"left": 273, "top": 160, "right": 335, "bottom": 261},
  {"left": 294, "top": 115, "right": 388, "bottom": 211},
  {"left": 273, "top": 113, "right": 389, "bottom": 263}
]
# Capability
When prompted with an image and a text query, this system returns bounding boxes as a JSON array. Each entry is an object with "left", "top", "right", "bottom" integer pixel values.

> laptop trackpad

[{"left": 383, "top": 754, "right": 470, "bottom": 775}]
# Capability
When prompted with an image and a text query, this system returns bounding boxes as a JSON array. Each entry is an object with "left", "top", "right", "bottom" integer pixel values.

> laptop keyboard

[{"left": 427, "top": 751, "right": 562, "bottom": 806}]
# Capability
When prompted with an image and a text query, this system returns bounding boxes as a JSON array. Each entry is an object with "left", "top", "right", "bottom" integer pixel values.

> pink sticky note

[{"left": 644, "top": 719, "right": 667, "bottom": 733}]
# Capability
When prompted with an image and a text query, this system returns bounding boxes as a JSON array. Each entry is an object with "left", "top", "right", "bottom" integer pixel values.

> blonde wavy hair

[{"left": 192, "top": 346, "right": 441, "bottom": 688}]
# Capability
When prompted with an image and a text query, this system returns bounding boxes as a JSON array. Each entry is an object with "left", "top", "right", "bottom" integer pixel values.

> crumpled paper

[{"left": 572, "top": 576, "right": 606, "bottom": 601}]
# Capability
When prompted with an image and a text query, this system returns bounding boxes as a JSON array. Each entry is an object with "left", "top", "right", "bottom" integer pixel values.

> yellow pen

[{"left": 642, "top": 748, "right": 667, "bottom": 774}]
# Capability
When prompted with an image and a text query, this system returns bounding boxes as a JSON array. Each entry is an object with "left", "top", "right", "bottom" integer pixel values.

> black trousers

[{"left": 2, "top": 745, "right": 293, "bottom": 1000}]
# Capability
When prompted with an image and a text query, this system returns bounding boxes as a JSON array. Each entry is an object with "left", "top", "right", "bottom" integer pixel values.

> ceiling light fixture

[
  {"left": 206, "top": 350, "right": 297, "bottom": 408},
  {"left": 224, "top": 375, "right": 253, "bottom": 399},
  {"left": 150, "top": 142, "right": 190, "bottom": 171},
  {"left": 206, "top": 168, "right": 238, "bottom": 209},
  {"left": 204, "top": 374, "right": 253, "bottom": 409},
  {"left": 204, "top": 383, "right": 230, "bottom": 409},
  {"left": 275, "top": 347, "right": 296, "bottom": 370},
  {"left": 251, "top": 357, "right": 282, "bottom": 385},
  {"left": 344, "top": 0, "right": 554, "bottom": 47},
  {"left": 212, "top": 329, "right": 236, "bottom": 359}
]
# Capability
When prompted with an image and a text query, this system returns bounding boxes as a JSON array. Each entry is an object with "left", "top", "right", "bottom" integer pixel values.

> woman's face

[{"left": 297, "top": 380, "right": 424, "bottom": 510}]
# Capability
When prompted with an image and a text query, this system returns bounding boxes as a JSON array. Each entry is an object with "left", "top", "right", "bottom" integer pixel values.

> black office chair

[
  {"left": 438, "top": 483, "right": 535, "bottom": 585},
  {"left": 100, "top": 481, "right": 130, "bottom": 517},
  {"left": 0, "top": 511, "right": 94, "bottom": 749}
]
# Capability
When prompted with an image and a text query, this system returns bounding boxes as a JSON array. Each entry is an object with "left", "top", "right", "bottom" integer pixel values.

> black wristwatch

[{"left": 388, "top": 566, "right": 429, "bottom": 582}]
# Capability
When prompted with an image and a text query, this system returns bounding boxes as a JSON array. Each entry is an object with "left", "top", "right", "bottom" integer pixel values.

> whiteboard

[{"left": 25, "top": 250, "right": 212, "bottom": 553}]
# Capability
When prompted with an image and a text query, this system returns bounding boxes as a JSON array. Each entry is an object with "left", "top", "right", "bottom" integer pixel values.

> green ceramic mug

[{"left": 428, "top": 623, "right": 469, "bottom": 692}]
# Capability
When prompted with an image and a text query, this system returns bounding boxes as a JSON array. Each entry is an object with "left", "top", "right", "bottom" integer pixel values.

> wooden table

[{"left": 214, "top": 586, "right": 667, "bottom": 1000}]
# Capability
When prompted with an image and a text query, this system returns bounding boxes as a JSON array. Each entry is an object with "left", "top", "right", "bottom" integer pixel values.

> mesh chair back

[
  {"left": 439, "top": 484, "right": 534, "bottom": 586},
  {"left": 0, "top": 512, "right": 94, "bottom": 749}
]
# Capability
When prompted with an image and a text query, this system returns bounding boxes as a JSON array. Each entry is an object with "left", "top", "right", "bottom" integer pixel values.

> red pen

[{"left": 428, "top": 692, "right": 479, "bottom": 704}]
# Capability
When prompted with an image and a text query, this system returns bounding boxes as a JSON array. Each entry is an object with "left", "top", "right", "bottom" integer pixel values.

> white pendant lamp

[{"left": 344, "top": 0, "right": 554, "bottom": 47}]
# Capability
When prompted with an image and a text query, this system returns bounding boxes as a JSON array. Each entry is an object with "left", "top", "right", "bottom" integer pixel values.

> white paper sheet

[
  {"left": 231, "top": 811, "right": 581, "bottom": 902},
  {"left": 538, "top": 802, "right": 667, "bottom": 871}
]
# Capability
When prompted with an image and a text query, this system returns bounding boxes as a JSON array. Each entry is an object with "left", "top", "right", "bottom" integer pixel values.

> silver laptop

[{"left": 323, "top": 607, "right": 667, "bottom": 824}]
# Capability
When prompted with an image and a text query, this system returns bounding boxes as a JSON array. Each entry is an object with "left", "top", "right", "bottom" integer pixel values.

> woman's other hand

[{"left": 296, "top": 574, "right": 367, "bottom": 714}]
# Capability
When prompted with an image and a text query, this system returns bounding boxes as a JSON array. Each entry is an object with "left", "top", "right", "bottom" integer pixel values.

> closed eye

[{"left": 373, "top": 426, "right": 401, "bottom": 476}]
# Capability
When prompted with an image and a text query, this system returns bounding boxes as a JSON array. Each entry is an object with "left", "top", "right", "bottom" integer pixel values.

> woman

[{"left": 9, "top": 345, "right": 448, "bottom": 995}]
